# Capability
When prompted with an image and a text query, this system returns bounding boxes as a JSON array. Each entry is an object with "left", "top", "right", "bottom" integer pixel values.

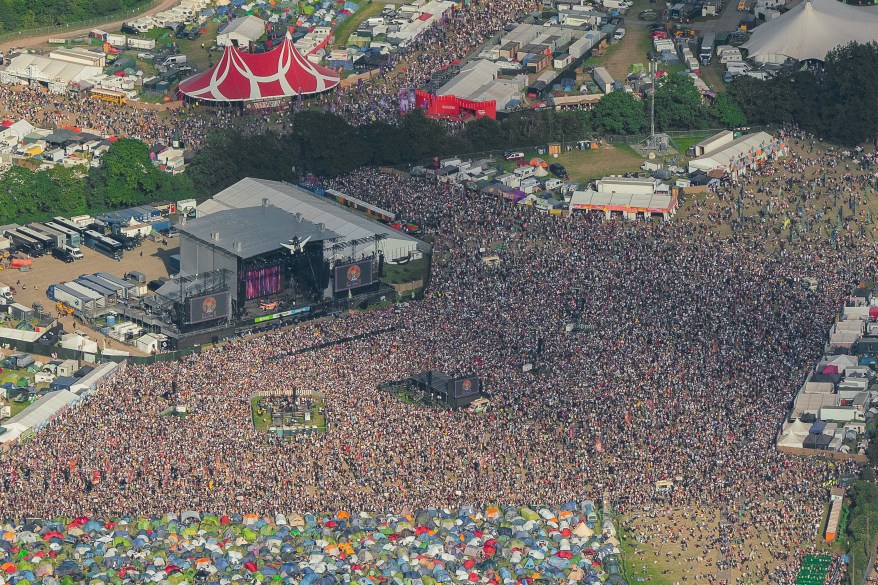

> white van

[
  {"left": 725, "top": 61, "right": 750, "bottom": 74},
  {"left": 64, "top": 246, "right": 84, "bottom": 260},
  {"left": 163, "top": 55, "right": 188, "bottom": 66},
  {"left": 544, "top": 178, "right": 563, "bottom": 190},
  {"left": 744, "top": 70, "right": 769, "bottom": 80}
]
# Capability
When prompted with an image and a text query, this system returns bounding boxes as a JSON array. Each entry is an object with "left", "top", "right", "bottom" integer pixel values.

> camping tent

[{"left": 742, "top": 0, "right": 878, "bottom": 63}]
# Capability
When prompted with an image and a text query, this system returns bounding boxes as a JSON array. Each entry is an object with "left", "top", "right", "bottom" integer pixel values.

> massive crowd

[
  {"left": 0, "top": 133, "right": 875, "bottom": 583},
  {"left": 1, "top": 0, "right": 877, "bottom": 578}
]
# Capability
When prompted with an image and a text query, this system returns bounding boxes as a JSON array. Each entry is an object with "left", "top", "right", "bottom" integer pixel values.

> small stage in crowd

[{"left": 381, "top": 370, "right": 482, "bottom": 409}]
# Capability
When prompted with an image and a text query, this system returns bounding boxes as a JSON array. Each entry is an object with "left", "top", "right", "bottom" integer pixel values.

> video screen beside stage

[
  {"left": 242, "top": 264, "right": 283, "bottom": 300},
  {"left": 334, "top": 259, "right": 373, "bottom": 292},
  {"left": 452, "top": 376, "right": 480, "bottom": 399},
  {"left": 187, "top": 291, "right": 231, "bottom": 324}
]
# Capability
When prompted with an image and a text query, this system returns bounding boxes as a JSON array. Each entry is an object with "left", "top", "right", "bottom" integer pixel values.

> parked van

[
  {"left": 544, "top": 178, "right": 563, "bottom": 190},
  {"left": 163, "top": 54, "right": 187, "bottom": 66},
  {"left": 725, "top": 61, "right": 750, "bottom": 74},
  {"left": 51, "top": 247, "right": 75, "bottom": 263},
  {"left": 65, "top": 245, "right": 84, "bottom": 259},
  {"left": 0, "top": 283, "right": 14, "bottom": 302},
  {"left": 744, "top": 70, "right": 769, "bottom": 80}
]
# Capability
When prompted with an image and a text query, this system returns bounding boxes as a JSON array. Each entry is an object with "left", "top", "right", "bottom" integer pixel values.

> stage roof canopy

[
  {"left": 181, "top": 204, "right": 339, "bottom": 259},
  {"left": 197, "top": 178, "right": 425, "bottom": 251},
  {"left": 742, "top": 0, "right": 878, "bottom": 62},
  {"left": 178, "top": 34, "right": 340, "bottom": 102}
]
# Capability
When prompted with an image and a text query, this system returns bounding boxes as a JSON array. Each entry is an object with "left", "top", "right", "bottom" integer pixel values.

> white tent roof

[
  {"left": 742, "top": 0, "right": 878, "bottom": 62},
  {"left": 3, "top": 390, "right": 78, "bottom": 432},
  {"left": 688, "top": 131, "right": 774, "bottom": 173},
  {"left": 197, "top": 178, "right": 426, "bottom": 260},
  {"left": 778, "top": 418, "right": 811, "bottom": 448}
]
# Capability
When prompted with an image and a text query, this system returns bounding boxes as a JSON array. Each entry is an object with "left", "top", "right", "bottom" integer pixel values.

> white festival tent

[{"left": 742, "top": 0, "right": 878, "bottom": 63}]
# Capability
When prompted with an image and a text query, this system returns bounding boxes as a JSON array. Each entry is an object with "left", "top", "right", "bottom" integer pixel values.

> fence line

[
  {"left": 0, "top": 333, "right": 199, "bottom": 366},
  {"left": 0, "top": 0, "right": 160, "bottom": 45}
]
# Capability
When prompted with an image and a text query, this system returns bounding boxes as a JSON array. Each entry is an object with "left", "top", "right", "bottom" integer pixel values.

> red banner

[{"left": 414, "top": 90, "right": 496, "bottom": 120}]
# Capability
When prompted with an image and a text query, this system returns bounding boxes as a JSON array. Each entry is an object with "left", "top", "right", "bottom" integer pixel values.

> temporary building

[
  {"left": 216, "top": 15, "right": 267, "bottom": 47},
  {"left": 687, "top": 131, "right": 786, "bottom": 176},
  {"left": 777, "top": 418, "right": 810, "bottom": 448},
  {"left": 742, "top": 0, "right": 878, "bottom": 63},
  {"left": 0, "top": 390, "right": 78, "bottom": 444},
  {"left": 178, "top": 33, "right": 340, "bottom": 103}
]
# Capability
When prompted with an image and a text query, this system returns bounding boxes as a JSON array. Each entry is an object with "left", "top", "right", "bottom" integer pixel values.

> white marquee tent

[{"left": 742, "top": 0, "right": 878, "bottom": 63}]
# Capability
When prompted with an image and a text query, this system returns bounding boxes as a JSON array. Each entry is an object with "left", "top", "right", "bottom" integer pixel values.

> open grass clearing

[{"left": 332, "top": 2, "right": 383, "bottom": 48}]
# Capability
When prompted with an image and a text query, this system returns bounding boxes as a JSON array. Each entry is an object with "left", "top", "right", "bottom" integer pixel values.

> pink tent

[{"left": 822, "top": 365, "right": 839, "bottom": 375}]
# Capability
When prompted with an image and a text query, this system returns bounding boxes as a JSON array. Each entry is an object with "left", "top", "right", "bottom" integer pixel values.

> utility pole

[{"left": 650, "top": 60, "right": 656, "bottom": 147}]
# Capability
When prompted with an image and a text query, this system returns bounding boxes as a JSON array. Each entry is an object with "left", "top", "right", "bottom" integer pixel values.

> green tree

[
  {"left": 0, "top": 165, "right": 87, "bottom": 223},
  {"left": 187, "top": 130, "right": 299, "bottom": 196},
  {"left": 464, "top": 117, "right": 505, "bottom": 152},
  {"left": 820, "top": 41, "right": 878, "bottom": 146},
  {"left": 293, "top": 111, "right": 371, "bottom": 176},
  {"left": 592, "top": 91, "right": 646, "bottom": 135},
  {"left": 87, "top": 138, "right": 183, "bottom": 208},
  {"left": 712, "top": 94, "right": 747, "bottom": 128},
  {"left": 653, "top": 74, "right": 707, "bottom": 130}
]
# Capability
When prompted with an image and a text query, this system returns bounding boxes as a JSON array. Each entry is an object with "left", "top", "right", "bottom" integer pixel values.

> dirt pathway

[{"left": 0, "top": 0, "right": 181, "bottom": 52}]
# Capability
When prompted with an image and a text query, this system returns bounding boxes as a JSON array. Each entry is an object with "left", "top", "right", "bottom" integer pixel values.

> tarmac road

[{"left": 0, "top": 0, "right": 181, "bottom": 52}]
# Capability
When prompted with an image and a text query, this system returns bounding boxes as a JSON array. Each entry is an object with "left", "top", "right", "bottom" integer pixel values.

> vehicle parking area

[{"left": 7, "top": 237, "right": 175, "bottom": 317}]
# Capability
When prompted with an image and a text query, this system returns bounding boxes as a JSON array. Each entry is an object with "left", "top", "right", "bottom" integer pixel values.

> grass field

[
  {"left": 383, "top": 257, "right": 428, "bottom": 285},
  {"left": 6, "top": 400, "right": 29, "bottom": 417},
  {"left": 173, "top": 20, "right": 221, "bottom": 71},
  {"left": 332, "top": 2, "right": 383, "bottom": 48},
  {"left": 251, "top": 396, "right": 326, "bottom": 431},
  {"left": 555, "top": 144, "right": 644, "bottom": 183},
  {"left": 618, "top": 524, "right": 676, "bottom": 585},
  {"left": 251, "top": 396, "right": 271, "bottom": 431}
]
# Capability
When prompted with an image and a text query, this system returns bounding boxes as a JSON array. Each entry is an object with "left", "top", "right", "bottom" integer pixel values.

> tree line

[
  {"left": 0, "top": 139, "right": 194, "bottom": 225},
  {"left": 0, "top": 0, "right": 149, "bottom": 33},
  {"left": 727, "top": 41, "right": 878, "bottom": 147},
  {"left": 186, "top": 77, "right": 744, "bottom": 196},
  {"left": 843, "top": 480, "right": 878, "bottom": 584}
]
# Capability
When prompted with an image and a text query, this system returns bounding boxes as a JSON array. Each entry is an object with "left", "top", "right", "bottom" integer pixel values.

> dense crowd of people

[{"left": 0, "top": 132, "right": 874, "bottom": 582}]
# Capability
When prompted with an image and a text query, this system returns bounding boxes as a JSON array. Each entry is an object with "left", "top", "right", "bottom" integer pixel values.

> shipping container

[
  {"left": 106, "top": 33, "right": 127, "bottom": 47},
  {"left": 47, "top": 284, "right": 92, "bottom": 312}
]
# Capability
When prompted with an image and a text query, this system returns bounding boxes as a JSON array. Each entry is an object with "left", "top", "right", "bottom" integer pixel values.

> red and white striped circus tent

[{"left": 178, "top": 34, "right": 340, "bottom": 103}]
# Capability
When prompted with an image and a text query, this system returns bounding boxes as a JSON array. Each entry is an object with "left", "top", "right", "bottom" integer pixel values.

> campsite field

[{"left": 332, "top": 1, "right": 384, "bottom": 48}]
